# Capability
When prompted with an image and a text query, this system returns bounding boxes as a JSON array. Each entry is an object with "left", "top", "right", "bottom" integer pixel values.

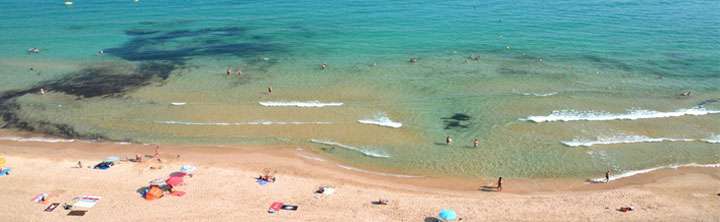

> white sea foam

[
  {"left": 562, "top": 135, "right": 695, "bottom": 147},
  {"left": 310, "top": 139, "right": 391, "bottom": 158},
  {"left": 521, "top": 92, "right": 558, "bottom": 97},
  {"left": 259, "top": 101, "right": 343, "bottom": 108},
  {"left": 170, "top": 102, "right": 186, "bottom": 106},
  {"left": 703, "top": 135, "right": 720, "bottom": 144},
  {"left": 589, "top": 163, "right": 720, "bottom": 183},
  {"left": 336, "top": 164, "right": 422, "bottom": 178},
  {"left": 156, "top": 120, "right": 332, "bottom": 126},
  {"left": 357, "top": 113, "right": 402, "bottom": 128},
  {"left": 523, "top": 107, "right": 720, "bottom": 123},
  {"left": 0, "top": 136, "right": 75, "bottom": 143}
]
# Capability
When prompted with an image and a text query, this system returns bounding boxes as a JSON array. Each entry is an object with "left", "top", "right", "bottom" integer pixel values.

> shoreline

[
  {"left": 1, "top": 131, "right": 720, "bottom": 221},
  {"left": 1, "top": 129, "right": 718, "bottom": 194}
]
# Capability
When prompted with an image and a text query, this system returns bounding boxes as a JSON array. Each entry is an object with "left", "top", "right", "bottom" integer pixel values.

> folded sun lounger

[{"left": 268, "top": 202, "right": 283, "bottom": 213}]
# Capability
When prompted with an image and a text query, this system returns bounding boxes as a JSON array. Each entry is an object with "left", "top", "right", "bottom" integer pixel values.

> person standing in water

[
  {"left": 473, "top": 138, "right": 479, "bottom": 148},
  {"left": 235, "top": 66, "right": 243, "bottom": 77},
  {"left": 497, "top": 177, "right": 503, "bottom": 192},
  {"left": 446, "top": 136, "right": 453, "bottom": 145},
  {"left": 226, "top": 66, "right": 232, "bottom": 77},
  {"left": 605, "top": 170, "right": 611, "bottom": 183},
  {"left": 267, "top": 86, "right": 272, "bottom": 95}
]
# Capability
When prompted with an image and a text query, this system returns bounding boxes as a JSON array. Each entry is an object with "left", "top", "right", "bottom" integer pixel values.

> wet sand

[{"left": 1, "top": 133, "right": 719, "bottom": 221}]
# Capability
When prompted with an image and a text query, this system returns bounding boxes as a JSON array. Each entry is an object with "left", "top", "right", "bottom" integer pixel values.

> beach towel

[
  {"left": 67, "top": 210, "right": 87, "bottom": 216},
  {"left": 68, "top": 196, "right": 101, "bottom": 208},
  {"left": 256, "top": 178, "right": 269, "bottom": 186},
  {"left": 179, "top": 165, "right": 196, "bottom": 174},
  {"left": 281, "top": 205, "right": 298, "bottom": 211},
  {"left": 32, "top": 193, "right": 48, "bottom": 203},
  {"left": 45, "top": 203, "right": 60, "bottom": 212},
  {"left": 268, "top": 202, "right": 283, "bottom": 213}
]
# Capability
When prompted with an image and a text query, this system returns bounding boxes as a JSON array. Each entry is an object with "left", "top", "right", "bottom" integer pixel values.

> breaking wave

[
  {"left": 703, "top": 135, "right": 720, "bottom": 144},
  {"left": 523, "top": 107, "right": 720, "bottom": 123},
  {"left": 156, "top": 120, "right": 332, "bottom": 126},
  {"left": 259, "top": 101, "right": 343, "bottom": 108},
  {"left": 521, "top": 92, "right": 558, "bottom": 97},
  {"left": 0, "top": 136, "right": 75, "bottom": 143},
  {"left": 562, "top": 135, "right": 695, "bottom": 147},
  {"left": 589, "top": 163, "right": 720, "bottom": 183},
  {"left": 357, "top": 113, "right": 402, "bottom": 128},
  {"left": 310, "top": 139, "right": 391, "bottom": 158},
  {"left": 336, "top": 164, "right": 422, "bottom": 178}
]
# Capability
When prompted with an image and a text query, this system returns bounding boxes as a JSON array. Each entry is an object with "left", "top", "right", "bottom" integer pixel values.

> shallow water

[{"left": 1, "top": 0, "right": 719, "bottom": 178}]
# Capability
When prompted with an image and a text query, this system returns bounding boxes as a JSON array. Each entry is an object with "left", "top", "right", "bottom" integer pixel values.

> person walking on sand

[
  {"left": 473, "top": 138, "right": 479, "bottom": 148},
  {"left": 446, "top": 136, "right": 453, "bottom": 145},
  {"left": 605, "top": 170, "right": 611, "bottom": 183},
  {"left": 497, "top": 177, "right": 503, "bottom": 192}
]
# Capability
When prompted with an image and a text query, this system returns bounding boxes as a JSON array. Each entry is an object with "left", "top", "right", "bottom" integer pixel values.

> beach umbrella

[
  {"left": 149, "top": 178, "right": 166, "bottom": 186},
  {"left": 166, "top": 176, "right": 184, "bottom": 187},
  {"left": 438, "top": 209, "right": 457, "bottom": 221}
]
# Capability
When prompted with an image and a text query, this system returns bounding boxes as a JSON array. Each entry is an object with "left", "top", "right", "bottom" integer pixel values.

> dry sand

[{"left": 1, "top": 137, "right": 719, "bottom": 221}]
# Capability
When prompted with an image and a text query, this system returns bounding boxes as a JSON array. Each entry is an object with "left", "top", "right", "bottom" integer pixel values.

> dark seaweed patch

[
  {"left": 0, "top": 61, "right": 179, "bottom": 139},
  {"left": 442, "top": 113, "right": 472, "bottom": 130},
  {"left": 496, "top": 67, "right": 531, "bottom": 75},
  {"left": 106, "top": 26, "right": 280, "bottom": 63},
  {"left": 40, "top": 62, "right": 177, "bottom": 98},
  {"left": 581, "top": 55, "right": 634, "bottom": 72}
]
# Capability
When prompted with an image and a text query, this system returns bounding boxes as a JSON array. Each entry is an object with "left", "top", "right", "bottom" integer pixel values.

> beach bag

[{"left": 145, "top": 186, "right": 164, "bottom": 200}]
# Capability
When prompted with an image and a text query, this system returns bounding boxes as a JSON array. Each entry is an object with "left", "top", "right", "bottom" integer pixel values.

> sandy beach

[{"left": 1, "top": 133, "right": 719, "bottom": 222}]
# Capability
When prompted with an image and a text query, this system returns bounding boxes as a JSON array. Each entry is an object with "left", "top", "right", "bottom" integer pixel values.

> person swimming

[
  {"left": 27, "top": 48, "right": 40, "bottom": 54},
  {"left": 473, "top": 138, "right": 479, "bottom": 148},
  {"left": 409, "top": 57, "right": 417, "bottom": 64},
  {"left": 320, "top": 63, "right": 328, "bottom": 70},
  {"left": 446, "top": 136, "right": 453, "bottom": 145}
]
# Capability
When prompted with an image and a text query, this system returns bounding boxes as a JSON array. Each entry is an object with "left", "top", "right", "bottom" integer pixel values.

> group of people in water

[{"left": 444, "top": 136, "right": 481, "bottom": 148}]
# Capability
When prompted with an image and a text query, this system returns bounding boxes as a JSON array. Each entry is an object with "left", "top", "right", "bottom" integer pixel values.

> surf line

[
  {"left": 589, "top": 163, "right": 720, "bottom": 183},
  {"left": 156, "top": 120, "right": 333, "bottom": 126},
  {"left": 310, "top": 139, "right": 391, "bottom": 158},
  {"left": 259, "top": 101, "right": 343, "bottom": 108},
  {"left": 522, "top": 107, "right": 720, "bottom": 123}
]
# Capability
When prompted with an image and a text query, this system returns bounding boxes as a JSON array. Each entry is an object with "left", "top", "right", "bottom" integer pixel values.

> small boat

[
  {"left": 170, "top": 102, "right": 186, "bottom": 106},
  {"left": 64, "top": 0, "right": 73, "bottom": 5}
]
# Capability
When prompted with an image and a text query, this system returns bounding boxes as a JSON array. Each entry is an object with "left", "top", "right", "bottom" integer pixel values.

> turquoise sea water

[{"left": 1, "top": 0, "right": 719, "bottom": 178}]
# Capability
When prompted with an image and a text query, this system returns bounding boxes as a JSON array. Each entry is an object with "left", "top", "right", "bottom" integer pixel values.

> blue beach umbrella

[{"left": 438, "top": 209, "right": 457, "bottom": 221}]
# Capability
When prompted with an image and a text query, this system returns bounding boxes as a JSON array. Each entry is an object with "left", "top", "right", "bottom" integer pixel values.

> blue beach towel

[{"left": 256, "top": 178, "right": 269, "bottom": 186}]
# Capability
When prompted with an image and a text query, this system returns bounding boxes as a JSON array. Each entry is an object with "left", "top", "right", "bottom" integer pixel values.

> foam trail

[
  {"left": 589, "top": 163, "right": 720, "bottom": 183},
  {"left": 521, "top": 92, "right": 558, "bottom": 97},
  {"left": 156, "top": 120, "right": 332, "bottom": 126},
  {"left": 336, "top": 164, "right": 422, "bottom": 178},
  {"left": 0, "top": 136, "right": 75, "bottom": 143},
  {"left": 358, "top": 113, "right": 402, "bottom": 128},
  {"left": 310, "top": 139, "right": 391, "bottom": 158},
  {"left": 523, "top": 107, "right": 720, "bottom": 123},
  {"left": 703, "top": 135, "right": 720, "bottom": 144},
  {"left": 562, "top": 135, "right": 695, "bottom": 147},
  {"left": 259, "top": 101, "right": 343, "bottom": 108}
]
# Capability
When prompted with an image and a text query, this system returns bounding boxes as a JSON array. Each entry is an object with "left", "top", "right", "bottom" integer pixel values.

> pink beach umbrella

[{"left": 166, "top": 176, "right": 184, "bottom": 187}]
